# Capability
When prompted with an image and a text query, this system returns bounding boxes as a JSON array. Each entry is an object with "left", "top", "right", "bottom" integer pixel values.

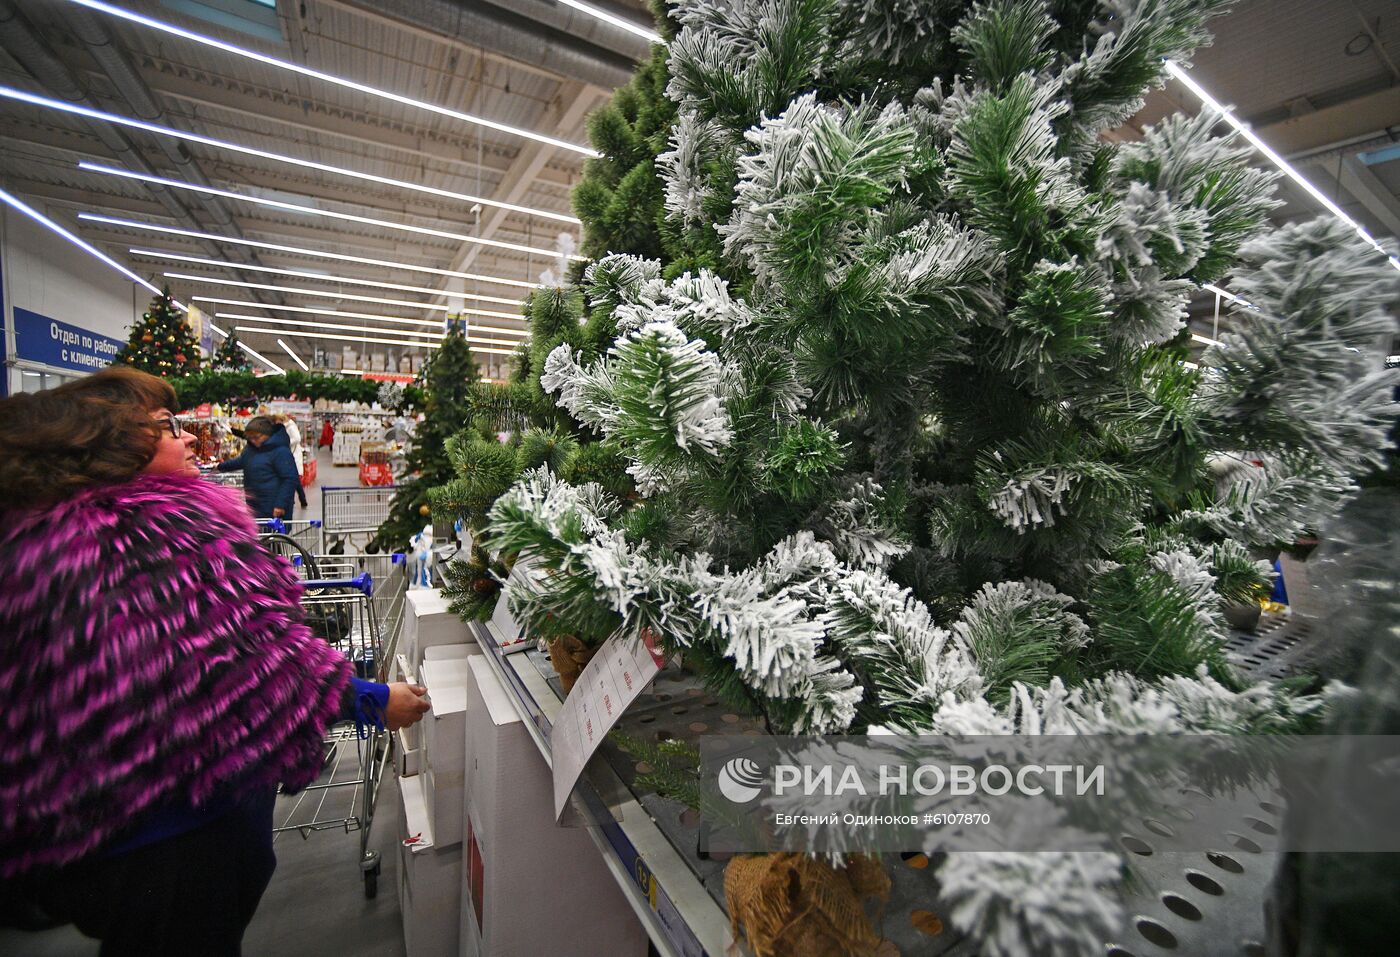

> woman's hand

[{"left": 385, "top": 682, "right": 431, "bottom": 731}]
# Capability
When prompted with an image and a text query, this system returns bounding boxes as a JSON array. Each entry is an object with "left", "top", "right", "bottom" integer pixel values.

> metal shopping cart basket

[
  {"left": 321, "top": 485, "right": 397, "bottom": 553},
  {"left": 272, "top": 566, "right": 403, "bottom": 898},
  {"left": 201, "top": 468, "right": 244, "bottom": 489}
]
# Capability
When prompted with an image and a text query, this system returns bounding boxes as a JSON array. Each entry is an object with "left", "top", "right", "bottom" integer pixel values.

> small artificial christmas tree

[
  {"left": 480, "top": 0, "right": 1399, "bottom": 953},
  {"left": 372, "top": 319, "right": 480, "bottom": 550},
  {"left": 114, "top": 287, "right": 204, "bottom": 378},
  {"left": 210, "top": 330, "right": 253, "bottom": 372}
]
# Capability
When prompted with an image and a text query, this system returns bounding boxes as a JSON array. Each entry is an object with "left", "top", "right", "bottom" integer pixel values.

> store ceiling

[{"left": 0, "top": 0, "right": 1396, "bottom": 371}]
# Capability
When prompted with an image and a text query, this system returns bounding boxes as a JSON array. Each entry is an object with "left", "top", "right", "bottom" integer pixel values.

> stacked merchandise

[
  {"left": 333, "top": 421, "right": 366, "bottom": 466},
  {"left": 432, "top": 1, "right": 1400, "bottom": 956}
]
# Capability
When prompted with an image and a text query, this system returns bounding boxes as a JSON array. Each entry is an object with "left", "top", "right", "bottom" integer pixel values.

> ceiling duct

[{"left": 339, "top": 0, "right": 644, "bottom": 90}]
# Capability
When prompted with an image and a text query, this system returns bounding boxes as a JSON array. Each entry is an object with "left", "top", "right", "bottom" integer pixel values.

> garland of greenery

[{"left": 173, "top": 370, "right": 423, "bottom": 410}]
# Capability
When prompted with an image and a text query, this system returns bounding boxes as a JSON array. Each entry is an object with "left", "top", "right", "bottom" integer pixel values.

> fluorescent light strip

[
  {"left": 230, "top": 315, "right": 523, "bottom": 350},
  {"left": 277, "top": 339, "right": 310, "bottom": 371},
  {"left": 64, "top": 0, "right": 600, "bottom": 158},
  {"left": 213, "top": 308, "right": 527, "bottom": 342},
  {"left": 0, "top": 186, "right": 181, "bottom": 307},
  {"left": 166, "top": 272, "right": 449, "bottom": 312},
  {"left": 192, "top": 296, "right": 527, "bottom": 328},
  {"left": 222, "top": 330, "right": 284, "bottom": 373},
  {"left": 1165, "top": 60, "right": 1400, "bottom": 274},
  {"left": 233, "top": 325, "right": 519, "bottom": 356},
  {"left": 1190, "top": 333, "right": 1222, "bottom": 347},
  {"left": 552, "top": 0, "right": 664, "bottom": 43},
  {"left": 85, "top": 216, "right": 542, "bottom": 290},
  {"left": 82, "top": 162, "right": 584, "bottom": 259},
  {"left": 0, "top": 89, "right": 581, "bottom": 233},
  {"left": 134, "top": 250, "right": 527, "bottom": 305}
]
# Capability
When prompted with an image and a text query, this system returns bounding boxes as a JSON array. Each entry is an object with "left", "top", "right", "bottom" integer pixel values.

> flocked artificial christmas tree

[
  {"left": 210, "top": 330, "right": 253, "bottom": 372},
  {"left": 372, "top": 321, "right": 479, "bottom": 550},
  {"left": 113, "top": 287, "right": 203, "bottom": 377},
  {"left": 481, "top": 0, "right": 1399, "bottom": 953}
]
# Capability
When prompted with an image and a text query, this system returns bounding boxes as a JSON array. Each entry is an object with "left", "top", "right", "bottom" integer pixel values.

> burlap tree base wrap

[
  {"left": 546, "top": 635, "right": 598, "bottom": 693},
  {"left": 724, "top": 853, "right": 893, "bottom": 957}
]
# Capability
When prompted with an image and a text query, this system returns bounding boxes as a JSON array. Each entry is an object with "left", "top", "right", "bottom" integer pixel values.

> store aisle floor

[{"left": 0, "top": 768, "right": 406, "bottom": 957}]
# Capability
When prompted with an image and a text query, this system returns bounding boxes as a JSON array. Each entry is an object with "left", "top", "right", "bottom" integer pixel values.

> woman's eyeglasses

[{"left": 161, "top": 415, "right": 184, "bottom": 438}]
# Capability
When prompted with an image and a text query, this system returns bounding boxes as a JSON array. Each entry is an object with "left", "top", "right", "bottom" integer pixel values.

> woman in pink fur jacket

[{"left": 0, "top": 367, "right": 429, "bottom": 955}]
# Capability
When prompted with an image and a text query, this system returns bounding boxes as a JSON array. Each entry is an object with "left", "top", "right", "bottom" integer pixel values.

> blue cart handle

[
  {"left": 302, "top": 572, "right": 373, "bottom": 596},
  {"left": 257, "top": 517, "right": 288, "bottom": 533}
]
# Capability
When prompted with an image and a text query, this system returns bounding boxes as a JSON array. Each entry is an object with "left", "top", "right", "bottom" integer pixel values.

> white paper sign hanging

[
  {"left": 552, "top": 628, "right": 666, "bottom": 821},
  {"left": 488, "top": 557, "right": 537, "bottom": 655}
]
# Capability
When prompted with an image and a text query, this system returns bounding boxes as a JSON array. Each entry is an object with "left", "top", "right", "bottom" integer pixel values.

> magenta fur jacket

[{"left": 0, "top": 473, "right": 351, "bottom": 878}]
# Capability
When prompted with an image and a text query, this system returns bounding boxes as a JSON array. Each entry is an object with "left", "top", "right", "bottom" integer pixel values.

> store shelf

[{"left": 467, "top": 619, "right": 731, "bottom": 957}]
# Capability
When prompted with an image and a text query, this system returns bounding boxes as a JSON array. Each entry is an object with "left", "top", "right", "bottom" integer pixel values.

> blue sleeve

[
  {"left": 344, "top": 676, "right": 390, "bottom": 738},
  {"left": 217, "top": 447, "right": 248, "bottom": 472},
  {"left": 273, "top": 449, "right": 299, "bottom": 513}
]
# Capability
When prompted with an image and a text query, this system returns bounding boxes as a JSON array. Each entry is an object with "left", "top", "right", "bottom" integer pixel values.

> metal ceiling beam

[
  {"left": 116, "top": 54, "right": 544, "bottom": 173},
  {"left": 4, "top": 177, "right": 168, "bottom": 218},
  {"left": 319, "top": 0, "right": 639, "bottom": 90},
  {"left": 1337, "top": 155, "right": 1400, "bottom": 239},
  {"left": 447, "top": 81, "right": 597, "bottom": 296},
  {"left": 199, "top": 159, "right": 571, "bottom": 234},
  {"left": 1258, "top": 86, "right": 1400, "bottom": 161}
]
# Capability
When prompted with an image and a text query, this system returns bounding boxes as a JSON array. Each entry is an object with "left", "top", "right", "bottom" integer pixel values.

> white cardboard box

[
  {"left": 398, "top": 772, "right": 462, "bottom": 957},
  {"left": 421, "top": 656, "right": 472, "bottom": 848},
  {"left": 403, "top": 589, "right": 475, "bottom": 673},
  {"left": 424, "top": 643, "right": 480, "bottom": 663},
  {"left": 461, "top": 657, "right": 647, "bottom": 957}
]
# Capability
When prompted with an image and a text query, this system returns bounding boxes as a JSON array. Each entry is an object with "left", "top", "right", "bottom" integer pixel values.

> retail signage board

[
  {"left": 268, "top": 399, "right": 312, "bottom": 414},
  {"left": 13, "top": 307, "right": 123, "bottom": 373},
  {"left": 551, "top": 628, "right": 666, "bottom": 821},
  {"left": 194, "top": 403, "right": 213, "bottom": 418}
]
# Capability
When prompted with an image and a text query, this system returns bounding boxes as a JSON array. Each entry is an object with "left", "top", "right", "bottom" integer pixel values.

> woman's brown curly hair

[{"left": 0, "top": 367, "right": 178, "bottom": 510}]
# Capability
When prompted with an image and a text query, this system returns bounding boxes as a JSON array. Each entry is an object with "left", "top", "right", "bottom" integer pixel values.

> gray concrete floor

[{"left": 0, "top": 448, "right": 408, "bottom": 957}]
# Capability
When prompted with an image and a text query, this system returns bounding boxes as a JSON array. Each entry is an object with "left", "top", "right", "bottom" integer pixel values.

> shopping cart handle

[
  {"left": 309, "top": 519, "right": 322, "bottom": 527},
  {"left": 391, "top": 553, "right": 404, "bottom": 564},
  {"left": 302, "top": 572, "right": 373, "bottom": 596},
  {"left": 257, "top": 518, "right": 288, "bottom": 533}
]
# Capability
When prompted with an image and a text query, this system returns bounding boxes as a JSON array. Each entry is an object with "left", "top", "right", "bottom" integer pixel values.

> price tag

[
  {"left": 552, "top": 629, "right": 666, "bottom": 820},
  {"left": 488, "top": 557, "right": 537, "bottom": 655}
]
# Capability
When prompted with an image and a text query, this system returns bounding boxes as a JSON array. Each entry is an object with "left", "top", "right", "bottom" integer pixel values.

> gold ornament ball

[
  {"left": 166, "top": 335, "right": 176, "bottom": 343},
  {"left": 418, "top": 504, "right": 431, "bottom": 517}
]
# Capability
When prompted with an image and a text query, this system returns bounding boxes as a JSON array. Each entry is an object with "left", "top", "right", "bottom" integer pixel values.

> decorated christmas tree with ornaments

[
  {"left": 210, "top": 330, "right": 253, "bottom": 372},
  {"left": 113, "top": 287, "right": 203, "bottom": 377},
  {"left": 479, "top": 0, "right": 1399, "bottom": 953}
]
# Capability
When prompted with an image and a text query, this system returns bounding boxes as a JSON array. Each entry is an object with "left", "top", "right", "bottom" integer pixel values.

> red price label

[{"left": 622, "top": 671, "right": 634, "bottom": 691}]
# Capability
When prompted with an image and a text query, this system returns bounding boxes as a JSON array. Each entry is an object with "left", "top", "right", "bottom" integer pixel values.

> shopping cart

[
  {"left": 256, "top": 519, "right": 324, "bottom": 578},
  {"left": 321, "top": 485, "right": 397, "bottom": 552},
  {"left": 202, "top": 468, "right": 244, "bottom": 489},
  {"left": 273, "top": 567, "right": 403, "bottom": 899}
]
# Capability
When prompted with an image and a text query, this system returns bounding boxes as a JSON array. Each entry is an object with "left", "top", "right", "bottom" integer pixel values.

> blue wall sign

[{"left": 13, "top": 307, "right": 124, "bottom": 373}]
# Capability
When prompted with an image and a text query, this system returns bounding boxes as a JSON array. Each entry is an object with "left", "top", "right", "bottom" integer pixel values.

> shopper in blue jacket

[{"left": 217, "top": 416, "right": 300, "bottom": 519}]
